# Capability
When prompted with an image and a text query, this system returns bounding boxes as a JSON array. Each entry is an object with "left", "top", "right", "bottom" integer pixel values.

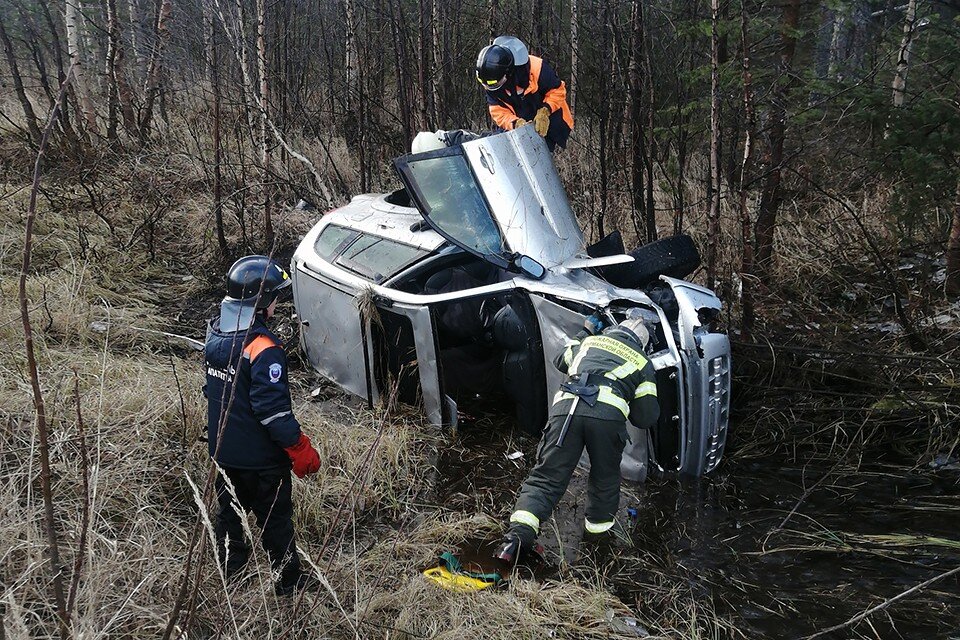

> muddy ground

[{"left": 426, "top": 370, "right": 960, "bottom": 639}]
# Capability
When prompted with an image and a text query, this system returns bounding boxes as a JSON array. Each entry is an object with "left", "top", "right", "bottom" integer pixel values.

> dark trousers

[
  {"left": 215, "top": 466, "right": 300, "bottom": 585},
  {"left": 508, "top": 409, "right": 627, "bottom": 545}
]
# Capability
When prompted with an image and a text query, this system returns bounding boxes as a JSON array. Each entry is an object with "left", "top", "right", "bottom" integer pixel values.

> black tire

[{"left": 599, "top": 234, "right": 701, "bottom": 289}]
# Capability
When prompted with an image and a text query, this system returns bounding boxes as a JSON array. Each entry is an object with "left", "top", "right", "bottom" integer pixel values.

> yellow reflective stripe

[
  {"left": 510, "top": 510, "right": 540, "bottom": 533},
  {"left": 552, "top": 388, "right": 629, "bottom": 418},
  {"left": 584, "top": 519, "right": 615, "bottom": 533},
  {"left": 604, "top": 361, "right": 638, "bottom": 380},
  {"left": 562, "top": 342, "right": 579, "bottom": 367},
  {"left": 634, "top": 381, "right": 658, "bottom": 399},
  {"left": 569, "top": 346, "right": 588, "bottom": 375},
  {"left": 598, "top": 388, "right": 629, "bottom": 416},
  {"left": 581, "top": 336, "right": 648, "bottom": 369}
]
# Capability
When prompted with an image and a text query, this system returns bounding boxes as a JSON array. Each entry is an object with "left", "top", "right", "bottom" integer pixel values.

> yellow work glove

[
  {"left": 533, "top": 107, "right": 551, "bottom": 137},
  {"left": 512, "top": 118, "right": 528, "bottom": 129}
]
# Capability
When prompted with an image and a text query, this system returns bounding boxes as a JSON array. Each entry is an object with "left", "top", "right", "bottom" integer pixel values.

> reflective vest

[{"left": 552, "top": 328, "right": 659, "bottom": 428}]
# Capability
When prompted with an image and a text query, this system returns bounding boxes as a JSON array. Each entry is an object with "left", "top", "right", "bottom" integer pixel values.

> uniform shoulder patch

[{"left": 268, "top": 362, "right": 282, "bottom": 383}]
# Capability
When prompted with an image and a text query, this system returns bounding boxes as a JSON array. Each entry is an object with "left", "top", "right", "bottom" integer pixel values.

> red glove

[{"left": 284, "top": 433, "right": 320, "bottom": 478}]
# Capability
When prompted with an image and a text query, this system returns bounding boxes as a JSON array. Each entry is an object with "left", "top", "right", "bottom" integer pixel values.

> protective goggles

[{"left": 477, "top": 73, "right": 507, "bottom": 91}]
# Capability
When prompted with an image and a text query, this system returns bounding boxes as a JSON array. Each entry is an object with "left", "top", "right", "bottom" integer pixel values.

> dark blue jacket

[{"left": 204, "top": 316, "right": 301, "bottom": 469}]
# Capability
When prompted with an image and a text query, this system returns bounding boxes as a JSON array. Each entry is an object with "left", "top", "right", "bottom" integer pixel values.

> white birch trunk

[
  {"left": 431, "top": 0, "right": 442, "bottom": 124},
  {"left": 257, "top": 0, "right": 272, "bottom": 244},
  {"left": 892, "top": 0, "right": 918, "bottom": 107},
  {"left": 345, "top": 0, "right": 359, "bottom": 115},
  {"left": 65, "top": 0, "right": 99, "bottom": 134}
]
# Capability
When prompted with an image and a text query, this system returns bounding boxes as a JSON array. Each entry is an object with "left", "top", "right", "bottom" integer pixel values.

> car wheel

[{"left": 600, "top": 234, "right": 701, "bottom": 289}]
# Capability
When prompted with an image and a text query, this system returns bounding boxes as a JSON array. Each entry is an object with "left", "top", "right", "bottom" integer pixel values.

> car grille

[{"left": 705, "top": 354, "right": 730, "bottom": 472}]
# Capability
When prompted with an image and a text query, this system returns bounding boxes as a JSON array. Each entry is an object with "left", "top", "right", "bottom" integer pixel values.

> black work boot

[
  {"left": 275, "top": 569, "right": 321, "bottom": 597},
  {"left": 217, "top": 539, "right": 250, "bottom": 580},
  {"left": 493, "top": 535, "right": 522, "bottom": 564}
]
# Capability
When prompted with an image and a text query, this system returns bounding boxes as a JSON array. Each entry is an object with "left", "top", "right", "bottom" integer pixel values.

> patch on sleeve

[{"left": 268, "top": 362, "right": 283, "bottom": 383}]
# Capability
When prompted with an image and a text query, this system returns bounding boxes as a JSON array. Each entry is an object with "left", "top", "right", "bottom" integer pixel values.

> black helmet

[
  {"left": 219, "top": 255, "right": 291, "bottom": 330},
  {"left": 476, "top": 44, "right": 513, "bottom": 91}
]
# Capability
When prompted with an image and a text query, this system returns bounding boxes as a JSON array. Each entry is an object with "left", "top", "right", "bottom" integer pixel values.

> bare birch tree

[
  {"left": 431, "top": 0, "right": 443, "bottom": 126},
  {"left": 947, "top": 184, "right": 960, "bottom": 296},
  {"left": 891, "top": 0, "right": 918, "bottom": 107},
  {"left": 569, "top": 0, "right": 578, "bottom": 113},
  {"left": 345, "top": 0, "right": 359, "bottom": 116},
  {"left": 706, "top": 0, "right": 721, "bottom": 284},
  {"left": 738, "top": 0, "right": 757, "bottom": 336},
  {"left": 257, "top": 0, "right": 273, "bottom": 247},
  {"left": 127, "top": 0, "right": 144, "bottom": 71},
  {"left": 65, "top": 0, "right": 99, "bottom": 134}
]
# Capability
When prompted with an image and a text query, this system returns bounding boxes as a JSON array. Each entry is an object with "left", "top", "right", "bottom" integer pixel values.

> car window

[
  {"left": 314, "top": 224, "right": 357, "bottom": 260},
  {"left": 404, "top": 155, "right": 506, "bottom": 257},
  {"left": 335, "top": 234, "right": 426, "bottom": 284}
]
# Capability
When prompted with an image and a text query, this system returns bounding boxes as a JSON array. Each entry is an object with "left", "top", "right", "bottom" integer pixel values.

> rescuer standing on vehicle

[
  {"left": 205, "top": 255, "right": 321, "bottom": 595},
  {"left": 476, "top": 35, "right": 574, "bottom": 151},
  {"left": 495, "top": 310, "right": 659, "bottom": 563}
]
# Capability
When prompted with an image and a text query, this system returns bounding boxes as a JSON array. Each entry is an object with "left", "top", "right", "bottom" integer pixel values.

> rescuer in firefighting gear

[
  {"left": 476, "top": 35, "right": 574, "bottom": 151},
  {"left": 495, "top": 310, "right": 659, "bottom": 563},
  {"left": 205, "top": 255, "right": 321, "bottom": 595}
]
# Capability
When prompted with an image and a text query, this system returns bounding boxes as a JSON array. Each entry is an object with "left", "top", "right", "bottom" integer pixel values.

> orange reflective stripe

[
  {"left": 545, "top": 81, "right": 574, "bottom": 129},
  {"left": 526, "top": 56, "right": 542, "bottom": 95},
  {"left": 528, "top": 56, "right": 574, "bottom": 130},
  {"left": 243, "top": 335, "right": 278, "bottom": 362},
  {"left": 488, "top": 103, "right": 517, "bottom": 129}
]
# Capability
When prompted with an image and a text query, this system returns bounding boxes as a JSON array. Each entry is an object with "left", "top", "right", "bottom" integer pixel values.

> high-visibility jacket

[
  {"left": 485, "top": 56, "right": 574, "bottom": 150},
  {"left": 551, "top": 327, "right": 660, "bottom": 428},
  {"left": 204, "top": 317, "right": 301, "bottom": 469}
]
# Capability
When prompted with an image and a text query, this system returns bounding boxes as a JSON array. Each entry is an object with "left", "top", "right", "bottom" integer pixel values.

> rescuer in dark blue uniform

[
  {"left": 495, "top": 310, "right": 660, "bottom": 563},
  {"left": 205, "top": 255, "right": 321, "bottom": 595}
]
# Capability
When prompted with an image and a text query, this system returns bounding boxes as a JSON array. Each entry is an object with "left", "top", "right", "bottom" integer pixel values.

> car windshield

[
  {"left": 404, "top": 154, "right": 506, "bottom": 257},
  {"left": 317, "top": 225, "right": 426, "bottom": 283}
]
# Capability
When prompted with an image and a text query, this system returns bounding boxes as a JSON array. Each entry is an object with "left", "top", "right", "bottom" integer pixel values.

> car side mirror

[{"left": 515, "top": 255, "right": 546, "bottom": 280}]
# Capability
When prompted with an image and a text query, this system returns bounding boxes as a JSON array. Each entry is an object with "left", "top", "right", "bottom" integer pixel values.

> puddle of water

[{"left": 435, "top": 408, "right": 960, "bottom": 638}]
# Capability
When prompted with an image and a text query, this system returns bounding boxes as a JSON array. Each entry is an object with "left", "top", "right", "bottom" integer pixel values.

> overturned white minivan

[{"left": 291, "top": 127, "right": 730, "bottom": 480}]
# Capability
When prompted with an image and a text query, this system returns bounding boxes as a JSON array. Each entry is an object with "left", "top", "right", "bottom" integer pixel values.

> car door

[
  {"left": 293, "top": 263, "right": 377, "bottom": 407},
  {"left": 394, "top": 130, "right": 585, "bottom": 272}
]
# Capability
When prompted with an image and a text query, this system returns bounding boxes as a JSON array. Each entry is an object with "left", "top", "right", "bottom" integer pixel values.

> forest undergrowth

[{"left": 1, "top": 121, "right": 958, "bottom": 639}]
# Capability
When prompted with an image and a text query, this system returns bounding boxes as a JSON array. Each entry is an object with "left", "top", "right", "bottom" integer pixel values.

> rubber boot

[
  {"left": 217, "top": 539, "right": 250, "bottom": 580},
  {"left": 275, "top": 568, "right": 322, "bottom": 596},
  {"left": 493, "top": 534, "right": 522, "bottom": 564},
  {"left": 579, "top": 521, "right": 632, "bottom": 567}
]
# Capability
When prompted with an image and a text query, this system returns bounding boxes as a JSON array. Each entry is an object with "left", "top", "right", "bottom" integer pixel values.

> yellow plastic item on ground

[{"left": 422, "top": 566, "right": 496, "bottom": 592}]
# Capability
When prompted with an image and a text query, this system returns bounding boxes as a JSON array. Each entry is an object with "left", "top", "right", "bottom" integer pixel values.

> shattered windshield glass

[{"left": 405, "top": 155, "right": 506, "bottom": 257}]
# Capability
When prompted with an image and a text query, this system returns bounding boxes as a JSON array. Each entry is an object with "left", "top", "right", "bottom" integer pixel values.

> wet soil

[{"left": 434, "top": 403, "right": 960, "bottom": 639}]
